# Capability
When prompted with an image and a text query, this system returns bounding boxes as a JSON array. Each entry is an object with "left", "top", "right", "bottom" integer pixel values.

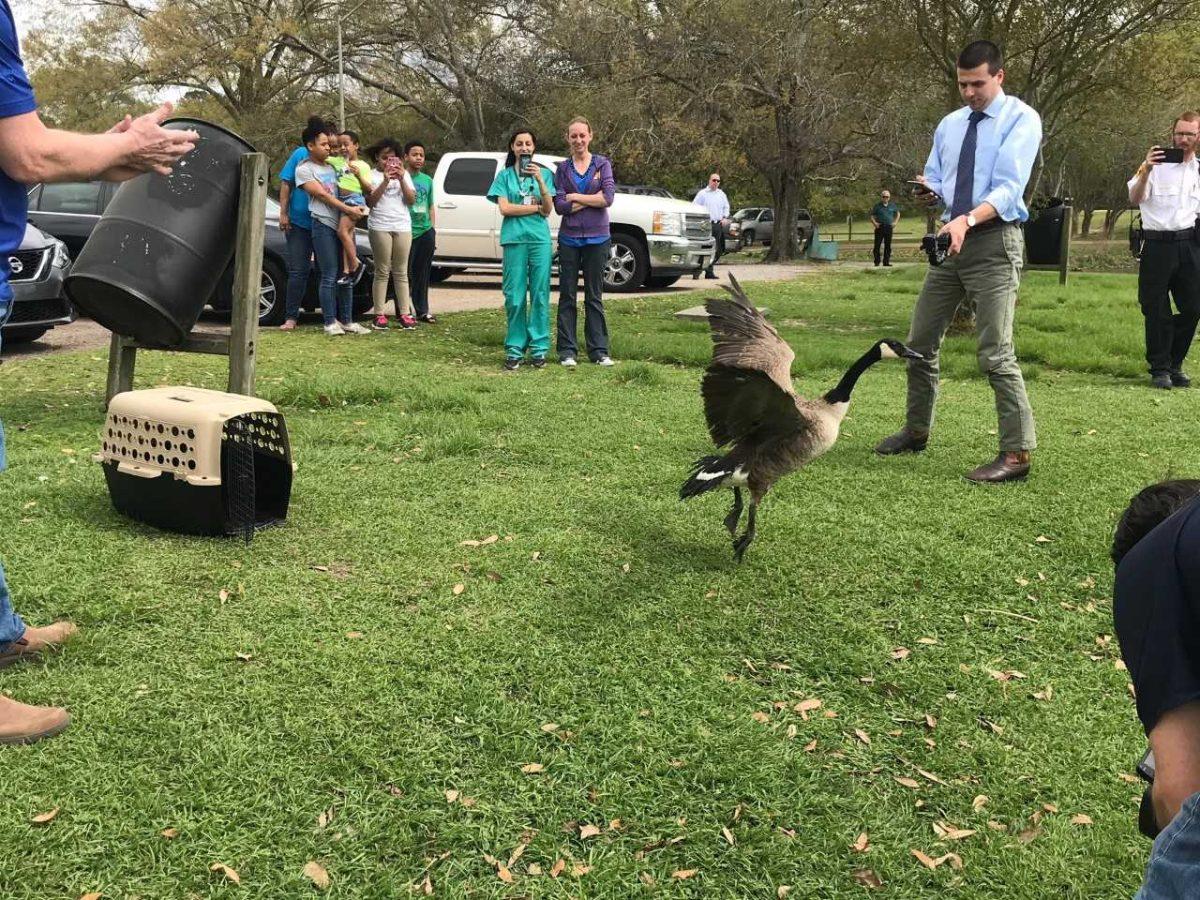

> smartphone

[
  {"left": 1159, "top": 147, "right": 1186, "bottom": 164},
  {"left": 1137, "top": 748, "right": 1156, "bottom": 783},
  {"left": 518, "top": 153, "right": 533, "bottom": 172}
]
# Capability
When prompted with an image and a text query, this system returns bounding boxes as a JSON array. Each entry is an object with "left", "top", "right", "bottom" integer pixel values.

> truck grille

[
  {"left": 8, "top": 295, "right": 71, "bottom": 324},
  {"left": 685, "top": 214, "right": 712, "bottom": 240},
  {"left": 8, "top": 247, "right": 49, "bottom": 283}
]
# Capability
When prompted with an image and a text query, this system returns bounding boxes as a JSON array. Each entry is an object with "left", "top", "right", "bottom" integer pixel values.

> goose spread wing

[
  {"left": 701, "top": 364, "right": 809, "bottom": 448},
  {"left": 705, "top": 274, "right": 795, "bottom": 395}
]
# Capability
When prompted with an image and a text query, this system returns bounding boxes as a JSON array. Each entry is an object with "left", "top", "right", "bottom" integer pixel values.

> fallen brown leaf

[
  {"left": 911, "top": 849, "right": 940, "bottom": 870},
  {"left": 550, "top": 858, "right": 566, "bottom": 878},
  {"left": 1034, "top": 535, "right": 1054, "bottom": 543},
  {"left": 580, "top": 823, "right": 601, "bottom": 839},
  {"left": 752, "top": 711, "right": 771, "bottom": 724},
  {"left": 803, "top": 739, "right": 818, "bottom": 752},
  {"left": 497, "top": 865, "right": 515, "bottom": 883},
  {"left": 303, "top": 861, "right": 331, "bottom": 890},
  {"left": 445, "top": 789, "right": 460, "bottom": 804},
  {"left": 520, "top": 762, "right": 545, "bottom": 774},
  {"left": 452, "top": 583, "right": 465, "bottom": 595},
  {"left": 1071, "top": 814, "right": 1094, "bottom": 826},
  {"left": 852, "top": 831, "right": 870, "bottom": 852},
  {"left": 210, "top": 862, "right": 241, "bottom": 884},
  {"left": 894, "top": 776, "right": 921, "bottom": 789},
  {"left": 972, "top": 795, "right": 988, "bottom": 812},
  {"left": 891, "top": 647, "right": 911, "bottom": 660},
  {"left": 572, "top": 864, "right": 591, "bottom": 877},
  {"left": 722, "top": 825, "right": 736, "bottom": 846},
  {"left": 852, "top": 869, "right": 884, "bottom": 889},
  {"left": 672, "top": 869, "right": 698, "bottom": 880},
  {"left": 79, "top": 894, "right": 102, "bottom": 900},
  {"left": 854, "top": 728, "right": 871, "bottom": 745},
  {"left": 786, "top": 724, "right": 798, "bottom": 739},
  {"left": 1016, "top": 826, "right": 1042, "bottom": 844},
  {"left": 160, "top": 827, "right": 179, "bottom": 839},
  {"left": 30, "top": 807, "right": 59, "bottom": 826},
  {"left": 316, "top": 806, "right": 336, "bottom": 829},
  {"left": 777, "top": 887, "right": 793, "bottom": 898},
  {"left": 917, "top": 637, "right": 939, "bottom": 645}
]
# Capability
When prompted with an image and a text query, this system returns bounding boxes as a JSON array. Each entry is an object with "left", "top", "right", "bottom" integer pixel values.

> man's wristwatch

[{"left": 965, "top": 214, "right": 977, "bottom": 229}]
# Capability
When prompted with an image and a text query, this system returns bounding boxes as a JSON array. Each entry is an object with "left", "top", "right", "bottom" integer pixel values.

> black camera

[
  {"left": 921, "top": 233, "right": 951, "bottom": 266},
  {"left": 1138, "top": 748, "right": 1160, "bottom": 839}
]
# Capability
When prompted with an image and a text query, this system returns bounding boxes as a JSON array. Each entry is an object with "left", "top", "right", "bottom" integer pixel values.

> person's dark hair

[
  {"left": 366, "top": 137, "right": 403, "bottom": 163},
  {"left": 301, "top": 116, "right": 328, "bottom": 146},
  {"left": 504, "top": 129, "right": 536, "bottom": 168},
  {"left": 1112, "top": 479, "right": 1200, "bottom": 565},
  {"left": 404, "top": 140, "right": 425, "bottom": 156},
  {"left": 957, "top": 40, "right": 1003, "bottom": 74},
  {"left": 341, "top": 129, "right": 360, "bottom": 146}
]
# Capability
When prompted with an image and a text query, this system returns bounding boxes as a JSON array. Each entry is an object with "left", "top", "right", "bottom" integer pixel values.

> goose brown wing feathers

[
  {"left": 704, "top": 273, "right": 795, "bottom": 395},
  {"left": 701, "top": 365, "right": 809, "bottom": 448}
]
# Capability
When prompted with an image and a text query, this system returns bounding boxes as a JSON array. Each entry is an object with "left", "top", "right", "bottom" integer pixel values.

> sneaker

[
  {"left": 342, "top": 322, "right": 371, "bottom": 335},
  {"left": 532, "top": 357, "right": 546, "bottom": 369},
  {"left": 279, "top": 319, "right": 298, "bottom": 331},
  {"left": 418, "top": 314, "right": 437, "bottom": 324},
  {"left": 504, "top": 358, "right": 521, "bottom": 371},
  {"left": 400, "top": 314, "right": 418, "bottom": 330},
  {"left": 595, "top": 356, "right": 615, "bottom": 366},
  {"left": 560, "top": 357, "right": 578, "bottom": 368},
  {"left": 372, "top": 315, "right": 389, "bottom": 330},
  {"left": 1171, "top": 369, "right": 1191, "bottom": 388},
  {"left": 324, "top": 322, "right": 345, "bottom": 336},
  {"left": 336, "top": 272, "right": 354, "bottom": 286}
]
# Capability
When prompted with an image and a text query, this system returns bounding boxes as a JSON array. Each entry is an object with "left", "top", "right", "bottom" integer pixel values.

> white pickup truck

[{"left": 429, "top": 152, "right": 716, "bottom": 291}]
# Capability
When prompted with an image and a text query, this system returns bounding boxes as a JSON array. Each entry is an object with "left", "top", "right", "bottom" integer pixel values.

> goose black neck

[{"left": 822, "top": 347, "right": 880, "bottom": 404}]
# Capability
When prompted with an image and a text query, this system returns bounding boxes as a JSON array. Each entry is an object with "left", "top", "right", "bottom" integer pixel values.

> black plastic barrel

[{"left": 65, "top": 119, "right": 255, "bottom": 346}]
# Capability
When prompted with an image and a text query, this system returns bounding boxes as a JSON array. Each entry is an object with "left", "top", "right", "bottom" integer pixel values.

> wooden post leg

[
  {"left": 1059, "top": 201, "right": 1073, "bottom": 287},
  {"left": 105, "top": 332, "right": 136, "bottom": 406},
  {"left": 228, "top": 153, "right": 268, "bottom": 396}
]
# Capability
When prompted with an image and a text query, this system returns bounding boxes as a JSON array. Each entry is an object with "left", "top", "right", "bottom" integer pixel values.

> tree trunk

[
  {"left": 1103, "top": 208, "right": 1119, "bottom": 240},
  {"left": 1080, "top": 207, "right": 1094, "bottom": 237},
  {"left": 763, "top": 165, "right": 804, "bottom": 262}
]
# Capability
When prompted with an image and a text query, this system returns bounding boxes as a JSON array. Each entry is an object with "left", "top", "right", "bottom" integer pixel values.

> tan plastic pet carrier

[{"left": 94, "top": 387, "right": 292, "bottom": 537}]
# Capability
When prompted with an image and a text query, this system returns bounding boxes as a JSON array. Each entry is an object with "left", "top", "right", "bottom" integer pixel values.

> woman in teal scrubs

[{"left": 487, "top": 130, "right": 554, "bottom": 370}]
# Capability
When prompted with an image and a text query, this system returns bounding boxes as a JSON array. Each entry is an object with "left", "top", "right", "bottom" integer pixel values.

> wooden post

[
  {"left": 1057, "top": 200, "right": 1073, "bottom": 286},
  {"left": 105, "top": 333, "right": 137, "bottom": 404},
  {"left": 228, "top": 153, "right": 267, "bottom": 396},
  {"left": 846, "top": 214, "right": 852, "bottom": 242}
]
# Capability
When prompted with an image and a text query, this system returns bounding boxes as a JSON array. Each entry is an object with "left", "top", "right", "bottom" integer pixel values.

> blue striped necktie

[{"left": 951, "top": 110, "right": 987, "bottom": 219}]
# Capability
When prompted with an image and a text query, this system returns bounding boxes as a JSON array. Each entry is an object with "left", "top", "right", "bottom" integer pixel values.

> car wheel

[
  {"left": 742, "top": 230, "right": 755, "bottom": 247},
  {"left": 2, "top": 326, "right": 49, "bottom": 344},
  {"left": 644, "top": 274, "right": 681, "bottom": 289},
  {"left": 606, "top": 233, "right": 649, "bottom": 292},
  {"left": 257, "top": 258, "right": 287, "bottom": 326}
]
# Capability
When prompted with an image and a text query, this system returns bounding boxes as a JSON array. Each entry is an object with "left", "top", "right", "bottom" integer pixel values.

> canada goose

[{"left": 680, "top": 275, "right": 922, "bottom": 561}]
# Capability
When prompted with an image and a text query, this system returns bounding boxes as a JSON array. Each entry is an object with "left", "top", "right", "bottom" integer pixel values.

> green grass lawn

[{"left": 0, "top": 267, "right": 1183, "bottom": 896}]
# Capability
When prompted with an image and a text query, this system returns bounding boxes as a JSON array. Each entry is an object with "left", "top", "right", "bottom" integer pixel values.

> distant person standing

[
  {"left": 487, "top": 129, "right": 553, "bottom": 370},
  {"left": 405, "top": 141, "right": 438, "bottom": 324},
  {"left": 364, "top": 137, "right": 416, "bottom": 330},
  {"left": 553, "top": 116, "right": 615, "bottom": 367},
  {"left": 1128, "top": 112, "right": 1200, "bottom": 389},
  {"left": 693, "top": 173, "right": 729, "bottom": 279},
  {"left": 278, "top": 116, "right": 338, "bottom": 330},
  {"left": 871, "top": 189, "right": 900, "bottom": 267}
]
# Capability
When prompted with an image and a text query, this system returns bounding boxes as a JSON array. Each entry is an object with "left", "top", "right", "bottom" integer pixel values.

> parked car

[
  {"left": 1, "top": 222, "right": 74, "bottom": 344},
  {"left": 726, "top": 206, "right": 815, "bottom": 250},
  {"left": 26, "top": 182, "right": 373, "bottom": 326},
  {"left": 430, "top": 153, "right": 714, "bottom": 291},
  {"left": 616, "top": 184, "right": 676, "bottom": 199}
]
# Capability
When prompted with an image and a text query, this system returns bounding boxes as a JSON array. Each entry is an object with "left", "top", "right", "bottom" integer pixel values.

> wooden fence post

[{"left": 228, "top": 153, "right": 268, "bottom": 396}]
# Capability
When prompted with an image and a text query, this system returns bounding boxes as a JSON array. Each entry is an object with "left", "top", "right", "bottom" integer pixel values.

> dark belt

[
  {"left": 968, "top": 218, "right": 1011, "bottom": 234},
  {"left": 1142, "top": 227, "right": 1194, "bottom": 242}
]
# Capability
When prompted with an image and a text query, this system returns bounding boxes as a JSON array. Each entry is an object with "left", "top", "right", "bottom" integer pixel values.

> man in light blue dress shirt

[{"left": 875, "top": 40, "right": 1041, "bottom": 484}]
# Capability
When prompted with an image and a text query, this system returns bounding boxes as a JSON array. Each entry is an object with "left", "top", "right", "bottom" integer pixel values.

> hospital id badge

[{"left": 522, "top": 194, "right": 537, "bottom": 206}]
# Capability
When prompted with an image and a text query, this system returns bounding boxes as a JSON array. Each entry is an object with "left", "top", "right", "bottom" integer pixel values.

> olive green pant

[{"left": 904, "top": 224, "right": 1036, "bottom": 451}]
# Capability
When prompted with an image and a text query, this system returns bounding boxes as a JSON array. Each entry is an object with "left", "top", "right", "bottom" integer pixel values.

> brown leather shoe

[
  {"left": 0, "top": 621, "right": 78, "bottom": 670},
  {"left": 0, "top": 695, "right": 69, "bottom": 745},
  {"left": 874, "top": 428, "right": 929, "bottom": 455},
  {"left": 965, "top": 451, "right": 1031, "bottom": 483}
]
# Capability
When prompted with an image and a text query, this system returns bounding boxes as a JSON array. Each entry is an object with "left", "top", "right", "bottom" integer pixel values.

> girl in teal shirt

[{"left": 487, "top": 130, "right": 554, "bottom": 370}]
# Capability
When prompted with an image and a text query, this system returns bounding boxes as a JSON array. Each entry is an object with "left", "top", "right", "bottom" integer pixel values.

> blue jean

[
  {"left": 0, "top": 288, "right": 25, "bottom": 651},
  {"left": 284, "top": 224, "right": 313, "bottom": 322},
  {"left": 311, "top": 220, "right": 353, "bottom": 325},
  {"left": 1137, "top": 791, "right": 1200, "bottom": 899}
]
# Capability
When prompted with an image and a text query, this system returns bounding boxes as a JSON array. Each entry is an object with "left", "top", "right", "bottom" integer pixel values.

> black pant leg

[
  {"left": 1139, "top": 240, "right": 1180, "bottom": 374},
  {"left": 708, "top": 222, "right": 724, "bottom": 272},
  {"left": 882, "top": 225, "right": 894, "bottom": 265},
  {"left": 873, "top": 227, "right": 884, "bottom": 265},
  {"left": 556, "top": 242, "right": 581, "bottom": 359},
  {"left": 582, "top": 241, "right": 611, "bottom": 360},
  {"left": 1170, "top": 242, "right": 1200, "bottom": 370},
  {"left": 408, "top": 228, "right": 435, "bottom": 317}
]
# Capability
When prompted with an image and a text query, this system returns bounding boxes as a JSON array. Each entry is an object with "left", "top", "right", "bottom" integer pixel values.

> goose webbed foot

[
  {"left": 724, "top": 488, "right": 744, "bottom": 535},
  {"left": 732, "top": 502, "right": 757, "bottom": 563}
]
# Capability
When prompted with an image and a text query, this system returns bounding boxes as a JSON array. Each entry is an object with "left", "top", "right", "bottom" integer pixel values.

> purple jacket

[{"left": 553, "top": 154, "right": 616, "bottom": 241}]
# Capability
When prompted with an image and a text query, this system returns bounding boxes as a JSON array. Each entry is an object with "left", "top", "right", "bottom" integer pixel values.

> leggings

[{"left": 368, "top": 228, "right": 413, "bottom": 317}]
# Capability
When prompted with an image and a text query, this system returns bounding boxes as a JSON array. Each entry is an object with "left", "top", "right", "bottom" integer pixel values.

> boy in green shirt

[{"left": 406, "top": 141, "right": 438, "bottom": 322}]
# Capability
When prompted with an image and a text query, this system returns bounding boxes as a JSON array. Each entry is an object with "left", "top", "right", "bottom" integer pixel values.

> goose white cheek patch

[{"left": 879, "top": 343, "right": 899, "bottom": 359}]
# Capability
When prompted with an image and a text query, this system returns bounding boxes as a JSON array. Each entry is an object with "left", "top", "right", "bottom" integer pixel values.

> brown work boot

[
  {"left": 874, "top": 427, "right": 929, "bottom": 455},
  {"left": 965, "top": 451, "right": 1031, "bottom": 484},
  {"left": 0, "top": 696, "right": 70, "bottom": 745},
  {"left": 0, "top": 621, "right": 78, "bottom": 670}
]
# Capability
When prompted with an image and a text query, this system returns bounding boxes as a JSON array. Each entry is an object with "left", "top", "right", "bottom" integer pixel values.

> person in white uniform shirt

[
  {"left": 693, "top": 173, "right": 730, "bottom": 279},
  {"left": 1128, "top": 112, "right": 1200, "bottom": 389}
]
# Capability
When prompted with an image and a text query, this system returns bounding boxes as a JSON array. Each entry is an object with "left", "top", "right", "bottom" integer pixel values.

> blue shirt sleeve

[
  {"left": 980, "top": 105, "right": 1042, "bottom": 223},
  {"left": 279, "top": 147, "right": 305, "bottom": 184},
  {"left": 923, "top": 120, "right": 945, "bottom": 199}
]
